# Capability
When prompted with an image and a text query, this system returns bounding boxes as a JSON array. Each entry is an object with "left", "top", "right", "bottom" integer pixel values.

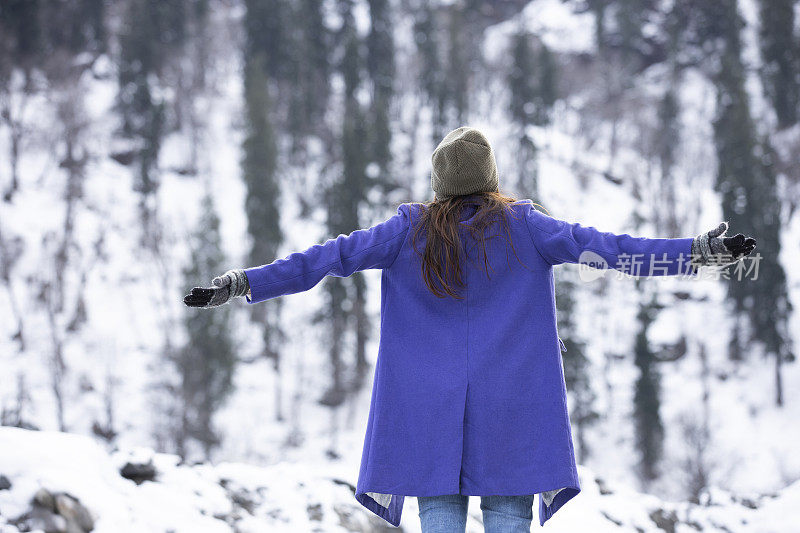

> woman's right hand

[{"left": 183, "top": 269, "right": 249, "bottom": 308}]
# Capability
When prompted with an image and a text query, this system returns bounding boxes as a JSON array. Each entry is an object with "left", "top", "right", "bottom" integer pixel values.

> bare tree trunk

[
  {"left": 0, "top": 222, "right": 26, "bottom": 350},
  {"left": 1, "top": 94, "right": 28, "bottom": 202},
  {"left": 54, "top": 135, "right": 85, "bottom": 313},
  {"left": 284, "top": 334, "right": 306, "bottom": 448},
  {"left": 320, "top": 280, "right": 348, "bottom": 457},
  {"left": 775, "top": 346, "right": 784, "bottom": 407},
  {"left": 44, "top": 284, "right": 66, "bottom": 431},
  {"left": 105, "top": 370, "right": 116, "bottom": 437},
  {"left": 274, "top": 341, "right": 283, "bottom": 423},
  {"left": 681, "top": 342, "right": 714, "bottom": 503},
  {"left": 698, "top": 342, "right": 711, "bottom": 492},
  {"left": 1, "top": 373, "right": 32, "bottom": 428},
  {"left": 352, "top": 273, "right": 370, "bottom": 390}
]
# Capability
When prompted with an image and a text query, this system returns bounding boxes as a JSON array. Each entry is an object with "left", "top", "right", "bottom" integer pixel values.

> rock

[
  {"left": 333, "top": 503, "right": 362, "bottom": 532},
  {"left": 13, "top": 489, "right": 95, "bottom": 533},
  {"left": 307, "top": 503, "right": 323, "bottom": 522},
  {"left": 55, "top": 493, "right": 95, "bottom": 531},
  {"left": 120, "top": 460, "right": 157, "bottom": 484},
  {"left": 601, "top": 510, "right": 623, "bottom": 526},
  {"left": 0, "top": 474, "right": 11, "bottom": 490},
  {"left": 602, "top": 171, "right": 624, "bottom": 185},
  {"left": 332, "top": 502, "right": 396, "bottom": 533},
  {"left": 649, "top": 508, "right": 678, "bottom": 533},
  {"left": 730, "top": 493, "right": 760, "bottom": 509},
  {"left": 331, "top": 478, "right": 356, "bottom": 494},
  {"left": 229, "top": 488, "right": 256, "bottom": 515},
  {"left": 595, "top": 476, "right": 613, "bottom": 495},
  {"left": 26, "top": 505, "right": 69, "bottom": 533},
  {"left": 109, "top": 150, "right": 135, "bottom": 166},
  {"left": 91, "top": 421, "right": 117, "bottom": 442},
  {"left": 34, "top": 488, "right": 57, "bottom": 512}
]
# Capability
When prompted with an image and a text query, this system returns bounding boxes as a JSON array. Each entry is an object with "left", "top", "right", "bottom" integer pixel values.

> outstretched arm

[
  {"left": 527, "top": 208, "right": 694, "bottom": 276},
  {"left": 184, "top": 204, "right": 411, "bottom": 308},
  {"left": 525, "top": 207, "right": 695, "bottom": 276},
  {"left": 242, "top": 204, "right": 410, "bottom": 303},
  {"left": 524, "top": 207, "right": 754, "bottom": 276}
]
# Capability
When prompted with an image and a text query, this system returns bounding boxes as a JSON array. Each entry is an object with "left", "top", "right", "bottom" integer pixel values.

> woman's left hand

[{"left": 691, "top": 222, "right": 757, "bottom": 267}]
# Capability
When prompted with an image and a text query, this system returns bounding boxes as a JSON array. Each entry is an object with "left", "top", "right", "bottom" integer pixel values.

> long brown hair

[{"left": 409, "top": 191, "right": 534, "bottom": 299}]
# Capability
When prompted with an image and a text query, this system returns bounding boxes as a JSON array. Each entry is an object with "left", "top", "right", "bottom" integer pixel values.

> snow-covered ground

[{"left": 1, "top": 427, "right": 798, "bottom": 532}]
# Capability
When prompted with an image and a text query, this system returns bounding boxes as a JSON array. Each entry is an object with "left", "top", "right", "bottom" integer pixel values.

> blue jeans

[{"left": 417, "top": 494, "right": 535, "bottom": 533}]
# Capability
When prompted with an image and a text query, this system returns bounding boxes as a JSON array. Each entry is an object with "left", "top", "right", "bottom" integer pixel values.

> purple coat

[{"left": 243, "top": 197, "right": 697, "bottom": 527}]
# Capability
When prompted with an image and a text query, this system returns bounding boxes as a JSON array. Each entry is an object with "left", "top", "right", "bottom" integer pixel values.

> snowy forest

[{"left": 1, "top": 0, "right": 799, "bottom": 531}]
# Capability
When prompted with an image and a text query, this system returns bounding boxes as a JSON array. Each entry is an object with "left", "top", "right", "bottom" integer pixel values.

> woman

[{"left": 185, "top": 126, "right": 755, "bottom": 532}]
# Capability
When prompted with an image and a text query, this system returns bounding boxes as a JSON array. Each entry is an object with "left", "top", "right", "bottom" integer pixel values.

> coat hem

[
  {"left": 355, "top": 477, "right": 580, "bottom": 528},
  {"left": 538, "top": 484, "right": 581, "bottom": 526},
  {"left": 355, "top": 491, "right": 405, "bottom": 528}
]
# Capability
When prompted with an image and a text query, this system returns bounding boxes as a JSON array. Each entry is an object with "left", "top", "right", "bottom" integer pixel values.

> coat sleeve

[
  {"left": 243, "top": 204, "right": 411, "bottom": 304},
  {"left": 524, "top": 206, "right": 697, "bottom": 276}
]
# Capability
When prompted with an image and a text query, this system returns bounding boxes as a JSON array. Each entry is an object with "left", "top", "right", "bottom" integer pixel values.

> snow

[
  {"left": 1, "top": 427, "right": 799, "bottom": 532},
  {"left": 483, "top": 0, "right": 596, "bottom": 61}
]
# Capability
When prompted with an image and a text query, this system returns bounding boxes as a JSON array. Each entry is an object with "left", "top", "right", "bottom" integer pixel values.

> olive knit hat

[{"left": 431, "top": 126, "right": 499, "bottom": 201}]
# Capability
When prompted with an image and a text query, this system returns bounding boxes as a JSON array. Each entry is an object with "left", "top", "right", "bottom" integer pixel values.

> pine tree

[
  {"left": 0, "top": 0, "right": 106, "bottom": 72},
  {"left": 243, "top": 0, "right": 291, "bottom": 84},
  {"left": 632, "top": 292, "right": 664, "bottom": 486},
  {"left": 0, "top": 0, "right": 106, "bottom": 200},
  {"left": 413, "top": 3, "right": 446, "bottom": 141},
  {"left": 508, "top": 30, "right": 558, "bottom": 198},
  {"left": 242, "top": 5, "right": 286, "bottom": 421},
  {"left": 509, "top": 32, "right": 557, "bottom": 127},
  {"left": 508, "top": 30, "right": 536, "bottom": 127},
  {"left": 174, "top": 0, "right": 210, "bottom": 172},
  {"left": 242, "top": 57, "right": 281, "bottom": 294},
  {"left": 508, "top": 29, "right": 538, "bottom": 197},
  {"left": 286, "top": 0, "right": 330, "bottom": 153},
  {"left": 175, "top": 192, "right": 237, "bottom": 460},
  {"left": 580, "top": 0, "right": 611, "bottom": 51},
  {"left": 41, "top": 0, "right": 106, "bottom": 57},
  {"left": 0, "top": 0, "right": 43, "bottom": 78},
  {"left": 555, "top": 269, "right": 598, "bottom": 463},
  {"left": 445, "top": 4, "right": 469, "bottom": 125},
  {"left": 117, "top": 0, "right": 188, "bottom": 252},
  {"left": 654, "top": 88, "right": 680, "bottom": 236},
  {"left": 609, "top": 0, "right": 661, "bottom": 69},
  {"left": 341, "top": 94, "right": 371, "bottom": 388},
  {"left": 366, "top": 0, "right": 395, "bottom": 185},
  {"left": 535, "top": 44, "right": 558, "bottom": 124},
  {"left": 757, "top": 0, "right": 799, "bottom": 129},
  {"left": 701, "top": 0, "right": 793, "bottom": 404},
  {"left": 653, "top": 1, "right": 689, "bottom": 238},
  {"left": 314, "top": 1, "right": 368, "bottom": 415}
]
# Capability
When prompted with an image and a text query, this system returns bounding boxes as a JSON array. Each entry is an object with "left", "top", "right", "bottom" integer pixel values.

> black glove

[
  {"left": 722, "top": 233, "right": 757, "bottom": 259},
  {"left": 183, "top": 269, "right": 249, "bottom": 308},
  {"left": 691, "top": 222, "right": 757, "bottom": 267}
]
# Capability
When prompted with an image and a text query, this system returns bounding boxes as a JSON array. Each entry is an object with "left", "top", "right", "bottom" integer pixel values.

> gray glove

[
  {"left": 183, "top": 269, "right": 250, "bottom": 308},
  {"left": 690, "top": 222, "right": 757, "bottom": 267}
]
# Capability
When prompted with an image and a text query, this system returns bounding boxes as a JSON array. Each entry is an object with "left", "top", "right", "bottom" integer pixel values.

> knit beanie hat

[{"left": 431, "top": 126, "right": 499, "bottom": 201}]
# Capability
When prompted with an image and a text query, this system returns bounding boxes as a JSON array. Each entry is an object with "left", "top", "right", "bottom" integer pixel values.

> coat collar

[
  {"left": 461, "top": 194, "right": 482, "bottom": 206},
  {"left": 459, "top": 196, "right": 482, "bottom": 221}
]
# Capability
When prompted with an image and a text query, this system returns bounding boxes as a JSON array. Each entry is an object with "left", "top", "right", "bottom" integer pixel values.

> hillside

[{"left": 1, "top": 0, "right": 799, "bottom": 530}]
